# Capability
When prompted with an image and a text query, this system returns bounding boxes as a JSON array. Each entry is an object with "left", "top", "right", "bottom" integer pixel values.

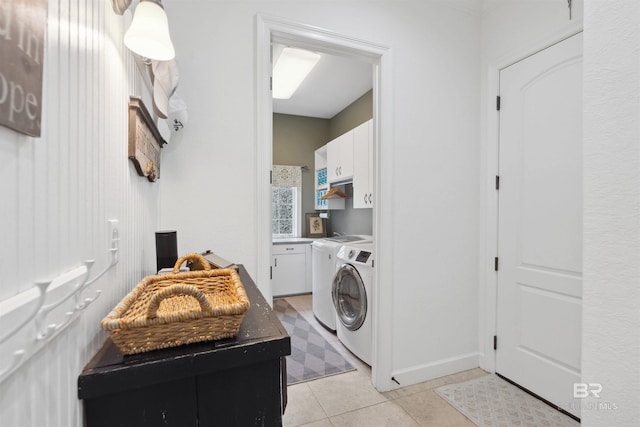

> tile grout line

[{"left": 302, "top": 380, "right": 332, "bottom": 424}]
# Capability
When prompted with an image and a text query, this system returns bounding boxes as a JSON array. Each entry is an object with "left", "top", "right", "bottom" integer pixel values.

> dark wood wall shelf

[{"left": 78, "top": 266, "right": 290, "bottom": 426}]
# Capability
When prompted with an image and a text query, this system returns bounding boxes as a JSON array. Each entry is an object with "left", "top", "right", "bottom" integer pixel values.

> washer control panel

[
  {"left": 356, "top": 251, "right": 371, "bottom": 263},
  {"left": 337, "top": 244, "right": 374, "bottom": 267}
]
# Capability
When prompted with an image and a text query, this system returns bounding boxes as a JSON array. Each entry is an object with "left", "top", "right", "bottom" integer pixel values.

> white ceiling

[{"left": 272, "top": 44, "right": 373, "bottom": 119}]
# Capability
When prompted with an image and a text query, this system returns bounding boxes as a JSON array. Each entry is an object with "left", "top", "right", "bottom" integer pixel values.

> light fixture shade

[
  {"left": 124, "top": 1, "right": 175, "bottom": 61},
  {"left": 273, "top": 47, "right": 321, "bottom": 99}
]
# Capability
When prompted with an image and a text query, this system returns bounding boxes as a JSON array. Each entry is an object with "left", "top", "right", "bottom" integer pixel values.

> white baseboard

[
  {"left": 389, "top": 352, "right": 480, "bottom": 389},
  {"left": 478, "top": 350, "right": 496, "bottom": 374}
]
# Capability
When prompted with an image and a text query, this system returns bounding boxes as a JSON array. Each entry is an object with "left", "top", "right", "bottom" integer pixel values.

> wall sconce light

[{"left": 112, "top": 0, "right": 175, "bottom": 61}]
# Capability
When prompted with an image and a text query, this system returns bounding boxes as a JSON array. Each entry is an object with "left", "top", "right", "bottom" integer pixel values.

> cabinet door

[
  {"left": 366, "top": 119, "right": 374, "bottom": 206},
  {"left": 327, "top": 136, "right": 341, "bottom": 183},
  {"left": 327, "top": 132, "right": 354, "bottom": 183},
  {"left": 353, "top": 121, "right": 371, "bottom": 209},
  {"left": 84, "top": 378, "right": 198, "bottom": 427},
  {"left": 197, "top": 359, "right": 283, "bottom": 426},
  {"left": 304, "top": 243, "right": 312, "bottom": 293},
  {"left": 338, "top": 131, "right": 354, "bottom": 180},
  {"left": 353, "top": 120, "right": 373, "bottom": 208},
  {"left": 272, "top": 252, "right": 306, "bottom": 296}
]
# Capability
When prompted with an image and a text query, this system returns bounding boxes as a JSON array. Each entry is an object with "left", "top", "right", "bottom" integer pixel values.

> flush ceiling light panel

[{"left": 272, "top": 47, "right": 321, "bottom": 99}]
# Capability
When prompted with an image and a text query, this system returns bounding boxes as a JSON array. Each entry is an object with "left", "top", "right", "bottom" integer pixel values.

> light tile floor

[{"left": 282, "top": 294, "right": 487, "bottom": 427}]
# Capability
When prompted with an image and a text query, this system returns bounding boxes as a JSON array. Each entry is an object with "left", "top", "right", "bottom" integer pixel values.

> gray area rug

[
  {"left": 435, "top": 374, "right": 580, "bottom": 427},
  {"left": 273, "top": 298, "right": 355, "bottom": 385}
]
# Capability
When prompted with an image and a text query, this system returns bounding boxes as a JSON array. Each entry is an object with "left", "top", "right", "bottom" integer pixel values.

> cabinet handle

[
  {"left": 364, "top": 194, "right": 367, "bottom": 204},
  {"left": 336, "top": 167, "right": 339, "bottom": 176},
  {"left": 286, "top": 247, "right": 294, "bottom": 251},
  {"left": 274, "top": 258, "right": 277, "bottom": 267},
  {"left": 368, "top": 193, "right": 372, "bottom": 204}
]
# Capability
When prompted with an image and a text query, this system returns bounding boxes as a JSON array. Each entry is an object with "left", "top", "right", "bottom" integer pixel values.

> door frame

[
  {"left": 256, "top": 15, "right": 396, "bottom": 391},
  {"left": 479, "top": 26, "right": 583, "bottom": 374}
]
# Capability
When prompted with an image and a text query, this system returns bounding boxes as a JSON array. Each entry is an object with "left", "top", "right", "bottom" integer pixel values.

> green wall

[
  {"left": 329, "top": 90, "right": 373, "bottom": 140},
  {"left": 273, "top": 113, "right": 330, "bottom": 235}
]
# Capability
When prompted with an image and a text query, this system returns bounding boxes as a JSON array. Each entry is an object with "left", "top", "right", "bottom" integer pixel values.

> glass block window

[
  {"left": 272, "top": 165, "right": 302, "bottom": 238},
  {"left": 272, "top": 187, "right": 299, "bottom": 238}
]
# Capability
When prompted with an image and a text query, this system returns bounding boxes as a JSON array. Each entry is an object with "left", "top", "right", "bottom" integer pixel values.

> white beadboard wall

[{"left": 0, "top": 1, "right": 159, "bottom": 426}]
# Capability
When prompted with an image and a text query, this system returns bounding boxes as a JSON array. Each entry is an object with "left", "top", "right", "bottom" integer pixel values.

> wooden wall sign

[
  {"left": 0, "top": 0, "right": 47, "bottom": 137},
  {"left": 128, "top": 97, "right": 166, "bottom": 182}
]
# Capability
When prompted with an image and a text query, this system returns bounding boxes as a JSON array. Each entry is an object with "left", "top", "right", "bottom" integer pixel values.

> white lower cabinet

[{"left": 272, "top": 243, "right": 311, "bottom": 296}]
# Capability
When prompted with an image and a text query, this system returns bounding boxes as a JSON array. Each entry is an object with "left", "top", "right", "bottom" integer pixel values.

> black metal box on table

[{"left": 77, "top": 265, "right": 290, "bottom": 426}]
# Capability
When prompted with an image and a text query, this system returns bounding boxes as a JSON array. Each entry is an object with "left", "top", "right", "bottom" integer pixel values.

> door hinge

[
  {"left": 270, "top": 170, "right": 272, "bottom": 184},
  {"left": 493, "top": 335, "right": 497, "bottom": 350},
  {"left": 494, "top": 257, "right": 499, "bottom": 271},
  {"left": 496, "top": 95, "right": 501, "bottom": 111},
  {"left": 270, "top": 76, "right": 273, "bottom": 91},
  {"left": 495, "top": 175, "right": 500, "bottom": 190},
  {"left": 270, "top": 266, "right": 272, "bottom": 280}
]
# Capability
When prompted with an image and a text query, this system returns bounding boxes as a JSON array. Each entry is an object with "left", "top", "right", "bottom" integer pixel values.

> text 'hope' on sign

[{"left": 0, "top": 0, "right": 47, "bottom": 137}]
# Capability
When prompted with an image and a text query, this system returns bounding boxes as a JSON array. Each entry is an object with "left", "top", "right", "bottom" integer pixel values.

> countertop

[{"left": 272, "top": 237, "right": 317, "bottom": 245}]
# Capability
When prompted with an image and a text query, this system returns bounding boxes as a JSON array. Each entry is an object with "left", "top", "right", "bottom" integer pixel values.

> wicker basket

[{"left": 101, "top": 253, "right": 250, "bottom": 355}]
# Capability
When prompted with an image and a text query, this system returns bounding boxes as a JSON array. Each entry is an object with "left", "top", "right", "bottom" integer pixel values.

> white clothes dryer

[
  {"left": 332, "top": 242, "right": 374, "bottom": 365},
  {"left": 311, "top": 235, "right": 372, "bottom": 331}
]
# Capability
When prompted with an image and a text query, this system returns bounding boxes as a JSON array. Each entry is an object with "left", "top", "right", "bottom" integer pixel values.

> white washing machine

[
  {"left": 332, "top": 242, "right": 374, "bottom": 365},
  {"left": 311, "top": 235, "right": 372, "bottom": 331}
]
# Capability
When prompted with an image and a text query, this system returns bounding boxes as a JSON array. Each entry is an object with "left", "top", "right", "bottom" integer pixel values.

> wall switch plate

[{"left": 108, "top": 219, "right": 120, "bottom": 249}]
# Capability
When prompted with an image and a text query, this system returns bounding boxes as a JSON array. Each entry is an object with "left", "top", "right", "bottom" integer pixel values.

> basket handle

[
  {"left": 147, "top": 284, "right": 213, "bottom": 319},
  {"left": 173, "top": 253, "right": 212, "bottom": 273}
]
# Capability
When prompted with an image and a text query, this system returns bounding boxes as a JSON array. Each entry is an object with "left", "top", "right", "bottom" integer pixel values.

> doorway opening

[
  {"left": 271, "top": 45, "right": 373, "bottom": 241},
  {"left": 256, "top": 15, "right": 394, "bottom": 391}
]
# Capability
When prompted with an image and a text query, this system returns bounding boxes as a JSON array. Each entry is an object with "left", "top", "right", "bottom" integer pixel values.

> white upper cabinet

[
  {"left": 314, "top": 146, "right": 344, "bottom": 210},
  {"left": 327, "top": 130, "right": 354, "bottom": 184},
  {"left": 353, "top": 119, "right": 373, "bottom": 208},
  {"left": 316, "top": 120, "right": 373, "bottom": 210}
]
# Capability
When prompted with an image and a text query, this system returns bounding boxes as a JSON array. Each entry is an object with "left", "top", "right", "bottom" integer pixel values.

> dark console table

[{"left": 78, "top": 266, "right": 290, "bottom": 427}]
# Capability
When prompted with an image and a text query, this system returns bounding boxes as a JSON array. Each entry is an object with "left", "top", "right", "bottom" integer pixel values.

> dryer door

[{"left": 332, "top": 264, "right": 367, "bottom": 331}]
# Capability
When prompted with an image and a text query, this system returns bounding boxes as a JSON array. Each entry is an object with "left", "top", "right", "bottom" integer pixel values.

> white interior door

[{"left": 496, "top": 33, "right": 582, "bottom": 418}]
